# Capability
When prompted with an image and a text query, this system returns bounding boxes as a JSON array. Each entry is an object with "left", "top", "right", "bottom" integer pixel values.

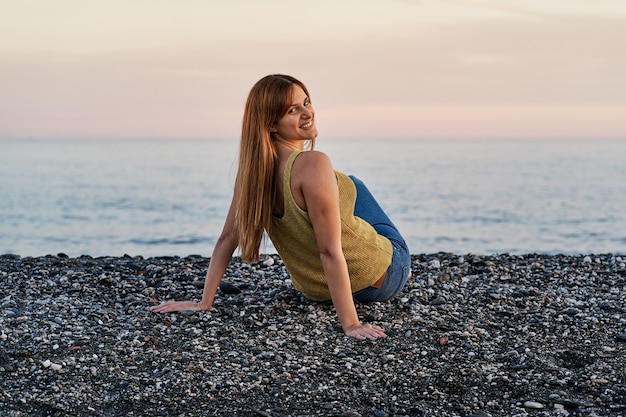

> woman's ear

[{"left": 269, "top": 125, "right": 277, "bottom": 133}]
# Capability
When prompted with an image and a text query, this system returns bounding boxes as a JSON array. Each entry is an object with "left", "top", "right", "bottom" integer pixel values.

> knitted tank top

[{"left": 267, "top": 151, "right": 392, "bottom": 301}]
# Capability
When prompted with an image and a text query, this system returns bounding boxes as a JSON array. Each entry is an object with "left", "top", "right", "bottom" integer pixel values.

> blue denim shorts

[
  {"left": 353, "top": 239, "right": 411, "bottom": 303},
  {"left": 348, "top": 175, "right": 412, "bottom": 303}
]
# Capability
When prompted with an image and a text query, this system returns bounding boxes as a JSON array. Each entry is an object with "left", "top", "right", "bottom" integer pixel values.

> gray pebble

[
  {"left": 431, "top": 295, "right": 446, "bottom": 305},
  {"left": 523, "top": 401, "right": 544, "bottom": 409}
]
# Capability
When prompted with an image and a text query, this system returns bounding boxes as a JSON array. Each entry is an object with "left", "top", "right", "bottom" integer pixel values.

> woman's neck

[{"left": 274, "top": 137, "right": 306, "bottom": 154}]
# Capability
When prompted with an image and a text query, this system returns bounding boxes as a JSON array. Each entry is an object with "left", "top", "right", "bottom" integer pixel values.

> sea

[{"left": 1, "top": 139, "right": 625, "bottom": 258}]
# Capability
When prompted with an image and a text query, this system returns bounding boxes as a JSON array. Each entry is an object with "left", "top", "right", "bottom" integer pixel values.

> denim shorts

[
  {"left": 348, "top": 175, "right": 412, "bottom": 303},
  {"left": 353, "top": 239, "right": 411, "bottom": 303}
]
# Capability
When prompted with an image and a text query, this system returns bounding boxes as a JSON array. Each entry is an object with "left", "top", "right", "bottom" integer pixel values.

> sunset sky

[{"left": 1, "top": 0, "right": 625, "bottom": 140}]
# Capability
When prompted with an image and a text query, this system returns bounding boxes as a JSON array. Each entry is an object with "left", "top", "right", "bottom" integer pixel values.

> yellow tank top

[{"left": 267, "top": 151, "right": 393, "bottom": 301}]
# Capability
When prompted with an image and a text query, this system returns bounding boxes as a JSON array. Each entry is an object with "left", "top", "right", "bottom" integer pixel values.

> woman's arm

[
  {"left": 150, "top": 193, "right": 239, "bottom": 313},
  {"left": 296, "top": 151, "right": 386, "bottom": 340}
]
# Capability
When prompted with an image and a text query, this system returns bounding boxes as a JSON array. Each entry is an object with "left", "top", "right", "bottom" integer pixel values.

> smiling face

[{"left": 271, "top": 85, "right": 318, "bottom": 144}]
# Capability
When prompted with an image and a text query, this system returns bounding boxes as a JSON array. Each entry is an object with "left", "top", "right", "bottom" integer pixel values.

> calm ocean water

[{"left": 1, "top": 139, "right": 625, "bottom": 257}]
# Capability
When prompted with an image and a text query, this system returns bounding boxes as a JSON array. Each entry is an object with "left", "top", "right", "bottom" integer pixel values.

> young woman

[{"left": 151, "top": 75, "right": 411, "bottom": 340}]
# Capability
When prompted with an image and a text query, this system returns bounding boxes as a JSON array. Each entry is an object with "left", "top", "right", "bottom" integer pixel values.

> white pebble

[
  {"left": 429, "top": 259, "right": 441, "bottom": 269},
  {"left": 399, "top": 297, "right": 409, "bottom": 303},
  {"left": 262, "top": 257, "right": 274, "bottom": 267},
  {"left": 523, "top": 401, "right": 544, "bottom": 409},
  {"left": 42, "top": 359, "right": 51, "bottom": 368},
  {"left": 50, "top": 363, "right": 63, "bottom": 371}
]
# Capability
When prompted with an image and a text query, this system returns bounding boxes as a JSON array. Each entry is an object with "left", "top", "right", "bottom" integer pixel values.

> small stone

[
  {"left": 591, "top": 377, "right": 609, "bottom": 384},
  {"left": 563, "top": 308, "right": 581, "bottom": 316},
  {"left": 4, "top": 310, "right": 17, "bottom": 319},
  {"left": 523, "top": 401, "right": 544, "bottom": 409},
  {"left": 431, "top": 296, "right": 446, "bottom": 306},
  {"left": 50, "top": 363, "right": 62, "bottom": 371},
  {"left": 439, "top": 336, "right": 449, "bottom": 346},
  {"left": 554, "top": 399, "right": 583, "bottom": 410},
  {"left": 322, "top": 402, "right": 335, "bottom": 410},
  {"left": 399, "top": 297, "right": 409, "bottom": 303},
  {"left": 219, "top": 282, "right": 241, "bottom": 295},
  {"left": 1, "top": 295, "right": 10, "bottom": 307},
  {"left": 466, "top": 412, "right": 491, "bottom": 417},
  {"left": 582, "top": 256, "right": 592, "bottom": 264},
  {"left": 616, "top": 333, "right": 626, "bottom": 342},
  {"left": 262, "top": 257, "right": 274, "bottom": 267},
  {"left": 428, "top": 259, "right": 441, "bottom": 269},
  {"left": 340, "top": 412, "right": 362, "bottom": 417},
  {"left": 42, "top": 359, "right": 51, "bottom": 368}
]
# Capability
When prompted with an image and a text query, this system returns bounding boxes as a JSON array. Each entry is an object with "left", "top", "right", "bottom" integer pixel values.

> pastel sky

[{"left": 1, "top": 0, "right": 625, "bottom": 140}]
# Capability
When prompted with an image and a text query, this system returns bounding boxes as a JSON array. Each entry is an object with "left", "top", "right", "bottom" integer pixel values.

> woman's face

[{"left": 272, "top": 85, "right": 317, "bottom": 142}]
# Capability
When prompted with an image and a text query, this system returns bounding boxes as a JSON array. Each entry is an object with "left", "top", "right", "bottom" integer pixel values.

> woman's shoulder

[
  {"left": 291, "top": 150, "right": 335, "bottom": 183},
  {"left": 294, "top": 150, "right": 333, "bottom": 169}
]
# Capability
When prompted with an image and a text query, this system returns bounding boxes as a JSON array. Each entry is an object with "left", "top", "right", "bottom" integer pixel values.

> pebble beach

[{"left": 1, "top": 253, "right": 625, "bottom": 417}]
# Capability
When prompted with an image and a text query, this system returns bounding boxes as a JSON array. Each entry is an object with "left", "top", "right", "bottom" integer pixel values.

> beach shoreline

[{"left": 1, "top": 253, "right": 625, "bottom": 416}]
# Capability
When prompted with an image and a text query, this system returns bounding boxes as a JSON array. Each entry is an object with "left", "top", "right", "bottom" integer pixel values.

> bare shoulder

[
  {"left": 291, "top": 151, "right": 337, "bottom": 199},
  {"left": 294, "top": 150, "right": 334, "bottom": 173}
]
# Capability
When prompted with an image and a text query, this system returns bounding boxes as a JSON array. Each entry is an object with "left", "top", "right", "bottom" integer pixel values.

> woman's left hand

[
  {"left": 150, "top": 300, "right": 205, "bottom": 313},
  {"left": 344, "top": 323, "right": 387, "bottom": 340}
]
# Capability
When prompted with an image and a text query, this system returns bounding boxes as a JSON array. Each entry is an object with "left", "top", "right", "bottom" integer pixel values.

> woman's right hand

[
  {"left": 344, "top": 322, "right": 388, "bottom": 340},
  {"left": 150, "top": 300, "right": 208, "bottom": 314}
]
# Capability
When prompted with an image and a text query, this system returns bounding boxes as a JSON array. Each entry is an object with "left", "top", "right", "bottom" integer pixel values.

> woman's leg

[
  {"left": 349, "top": 175, "right": 411, "bottom": 303},
  {"left": 349, "top": 175, "right": 405, "bottom": 248}
]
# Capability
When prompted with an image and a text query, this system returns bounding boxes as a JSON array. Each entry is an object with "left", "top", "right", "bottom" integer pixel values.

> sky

[{"left": 1, "top": 0, "right": 625, "bottom": 140}]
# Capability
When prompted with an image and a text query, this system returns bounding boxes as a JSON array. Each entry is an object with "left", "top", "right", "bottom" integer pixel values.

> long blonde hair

[{"left": 235, "top": 74, "right": 315, "bottom": 262}]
